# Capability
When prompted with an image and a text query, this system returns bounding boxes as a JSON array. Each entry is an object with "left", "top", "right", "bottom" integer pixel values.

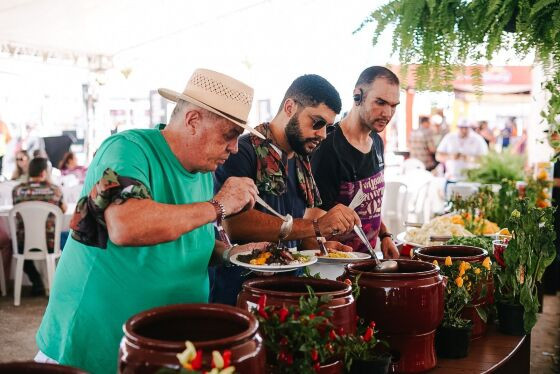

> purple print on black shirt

[{"left": 335, "top": 170, "right": 385, "bottom": 253}]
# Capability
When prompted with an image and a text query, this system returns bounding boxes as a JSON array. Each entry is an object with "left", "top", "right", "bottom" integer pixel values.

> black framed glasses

[
  {"left": 311, "top": 117, "right": 329, "bottom": 130},
  {"left": 16, "top": 158, "right": 26, "bottom": 161}
]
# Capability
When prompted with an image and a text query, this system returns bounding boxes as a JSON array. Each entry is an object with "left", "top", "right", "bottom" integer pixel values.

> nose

[{"left": 315, "top": 126, "right": 327, "bottom": 141}]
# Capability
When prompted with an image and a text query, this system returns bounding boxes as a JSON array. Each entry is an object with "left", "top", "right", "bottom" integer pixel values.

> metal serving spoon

[{"left": 353, "top": 225, "right": 399, "bottom": 273}]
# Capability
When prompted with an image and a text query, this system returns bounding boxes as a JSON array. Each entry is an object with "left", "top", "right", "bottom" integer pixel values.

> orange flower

[{"left": 455, "top": 277, "right": 463, "bottom": 288}]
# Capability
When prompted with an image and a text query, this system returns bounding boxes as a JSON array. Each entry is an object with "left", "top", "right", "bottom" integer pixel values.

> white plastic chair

[
  {"left": 382, "top": 181, "right": 408, "bottom": 234},
  {"left": 9, "top": 201, "right": 63, "bottom": 306},
  {"left": 62, "top": 184, "right": 84, "bottom": 205},
  {"left": 0, "top": 181, "right": 18, "bottom": 206},
  {"left": 402, "top": 158, "right": 426, "bottom": 174}
]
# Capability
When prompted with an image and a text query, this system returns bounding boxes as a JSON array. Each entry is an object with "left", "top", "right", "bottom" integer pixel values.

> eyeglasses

[
  {"left": 311, "top": 117, "right": 329, "bottom": 130},
  {"left": 291, "top": 99, "right": 331, "bottom": 130},
  {"left": 16, "top": 158, "right": 26, "bottom": 161}
]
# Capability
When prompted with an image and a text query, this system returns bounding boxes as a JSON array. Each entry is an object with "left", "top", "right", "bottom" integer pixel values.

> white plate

[
  {"left": 396, "top": 231, "right": 426, "bottom": 248},
  {"left": 299, "top": 250, "right": 371, "bottom": 263},
  {"left": 230, "top": 251, "right": 317, "bottom": 273}
]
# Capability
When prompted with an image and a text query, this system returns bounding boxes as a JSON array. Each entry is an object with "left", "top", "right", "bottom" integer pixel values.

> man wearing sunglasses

[
  {"left": 312, "top": 66, "right": 401, "bottom": 259},
  {"left": 210, "top": 74, "right": 361, "bottom": 305}
]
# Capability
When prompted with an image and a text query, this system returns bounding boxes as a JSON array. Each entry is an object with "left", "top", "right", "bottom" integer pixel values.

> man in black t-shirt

[
  {"left": 312, "top": 66, "right": 401, "bottom": 258},
  {"left": 210, "top": 75, "right": 360, "bottom": 305}
]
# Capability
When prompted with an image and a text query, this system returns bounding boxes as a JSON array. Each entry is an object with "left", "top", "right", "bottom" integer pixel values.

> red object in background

[{"left": 400, "top": 244, "right": 414, "bottom": 257}]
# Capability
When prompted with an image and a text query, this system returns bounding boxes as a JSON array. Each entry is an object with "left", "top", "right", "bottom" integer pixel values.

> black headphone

[{"left": 353, "top": 88, "right": 363, "bottom": 105}]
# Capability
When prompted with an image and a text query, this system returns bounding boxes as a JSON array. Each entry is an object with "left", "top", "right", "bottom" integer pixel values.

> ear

[
  {"left": 282, "top": 98, "right": 298, "bottom": 118},
  {"left": 184, "top": 110, "right": 202, "bottom": 135}
]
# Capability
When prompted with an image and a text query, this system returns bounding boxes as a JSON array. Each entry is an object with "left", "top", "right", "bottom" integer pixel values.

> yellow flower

[
  {"left": 482, "top": 257, "right": 492, "bottom": 270},
  {"left": 445, "top": 256, "right": 452, "bottom": 266},
  {"left": 459, "top": 267, "right": 465, "bottom": 276},
  {"left": 455, "top": 277, "right": 463, "bottom": 288},
  {"left": 464, "top": 262, "right": 471, "bottom": 270},
  {"left": 433, "top": 260, "right": 439, "bottom": 267},
  {"left": 474, "top": 268, "right": 481, "bottom": 275}
]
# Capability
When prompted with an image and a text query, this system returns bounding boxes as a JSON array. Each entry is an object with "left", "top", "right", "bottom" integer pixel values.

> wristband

[
  {"left": 209, "top": 198, "right": 226, "bottom": 222},
  {"left": 278, "top": 214, "right": 294, "bottom": 240},
  {"left": 379, "top": 232, "right": 393, "bottom": 240}
]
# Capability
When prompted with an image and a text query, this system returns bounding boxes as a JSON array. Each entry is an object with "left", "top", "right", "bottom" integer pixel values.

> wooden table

[{"left": 432, "top": 325, "right": 529, "bottom": 373}]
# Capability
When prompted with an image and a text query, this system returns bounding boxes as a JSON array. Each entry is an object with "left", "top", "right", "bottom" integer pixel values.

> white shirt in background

[{"left": 437, "top": 130, "right": 488, "bottom": 180}]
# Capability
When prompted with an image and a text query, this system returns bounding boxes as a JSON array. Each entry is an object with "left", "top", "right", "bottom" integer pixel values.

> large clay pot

[
  {"left": 237, "top": 276, "right": 356, "bottom": 334},
  {"left": 0, "top": 362, "right": 87, "bottom": 373},
  {"left": 118, "top": 303, "right": 265, "bottom": 373},
  {"left": 414, "top": 245, "right": 493, "bottom": 339},
  {"left": 341, "top": 259, "right": 444, "bottom": 373}
]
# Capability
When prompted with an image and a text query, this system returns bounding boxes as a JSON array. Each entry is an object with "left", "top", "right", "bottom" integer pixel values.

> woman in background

[
  {"left": 11, "top": 150, "right": 29, "bottom": 181},
  {"left": 58, "top": 152, "right": 87, "bottom": 183}
]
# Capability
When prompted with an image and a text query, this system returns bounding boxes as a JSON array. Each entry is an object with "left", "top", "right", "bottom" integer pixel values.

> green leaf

[{"left": 475, "top": 305, "right": 488, "bottom": 323}]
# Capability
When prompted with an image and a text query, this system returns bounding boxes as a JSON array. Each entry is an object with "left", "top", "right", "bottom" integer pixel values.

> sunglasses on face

[{"left": 311, "top": 117, "right": 329, "bottom": 130}]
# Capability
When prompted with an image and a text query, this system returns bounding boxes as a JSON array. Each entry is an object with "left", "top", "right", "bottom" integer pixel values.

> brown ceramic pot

[
  {"left": 341, "top": 259, "right": 444, "bottom": 373},
  {"left": 0, "top": 362, "right": 88, "bottom": 373},
  {"left": 414, "top": 245, "right": 493, "bottom": 339},
  {"left": 237, "top": 276, "right": 356, "bottom": 334},
  {"left": 118, "top": 303, "right": 265, "bottom": 374}
]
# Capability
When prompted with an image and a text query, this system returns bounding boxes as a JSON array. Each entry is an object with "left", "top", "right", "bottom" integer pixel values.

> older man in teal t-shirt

[{"left": 35, "top": 69, "right": 266, "bottom": 374}]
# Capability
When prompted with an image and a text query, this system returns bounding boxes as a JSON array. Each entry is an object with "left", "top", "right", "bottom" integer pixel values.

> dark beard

[{"left": 285, "top": 115, "right": 312, "bottom": 156}]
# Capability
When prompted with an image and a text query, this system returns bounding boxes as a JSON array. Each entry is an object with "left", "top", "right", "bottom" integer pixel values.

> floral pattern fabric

[
  {"left": 69, "top": 168, "right": 151, "bottom": 249},
  {"left": 250, "top": 122, "right": 321, "bottom": 208}
]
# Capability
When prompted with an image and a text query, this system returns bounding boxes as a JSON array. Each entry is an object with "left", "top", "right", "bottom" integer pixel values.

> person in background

[
  {"left": 12, "top": 158, "right": 66, "bottom": 296},
  {"left": 0, "top": 118, "right": 12, "bottom": 175},
  {"left": 501, "top": 117, "right": 517, "bottom": 149},
  {"left": 436, "top": 120, "right": 488, "bottom": 183},
  {"left": 211, "top": 74, "right": 358, "bottom": 306},
  {"left": 11, "top": 150, "right": 30, "bottom": 182},
  {"left": 312, "top": 66, "right": 401, "bottom": 257},
  {"left": 409, "top": 116, "right": 437, "bottom": 171},
  {"left": 58, "top": 152, "right": 87, "bottom": 183},
  {"left": 476, "top": 120, "right": 495, "bottom": 147}
]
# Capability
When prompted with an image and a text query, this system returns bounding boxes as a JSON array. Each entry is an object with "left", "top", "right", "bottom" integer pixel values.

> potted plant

[
  {"left": 156, "top": 341, "right": 236, "bottom": 374},
  {"left": 252, "top": 288, "right": 342, "bottom": 373},
  {"left": 334, "top": 320, "right": 391, "bottom": 374},
  {"left": 433, "top": 256, "right": 492, "bottom": 358},
  {"left": 494, "top": 199, "right": 557, "bottom": 335}
]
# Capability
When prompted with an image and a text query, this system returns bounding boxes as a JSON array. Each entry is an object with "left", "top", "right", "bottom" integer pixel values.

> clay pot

[
  {"left": 237, "top": 276, "right": 356, "bottom": 334},
  {"left": 341, "top": 259, "right": 444, "bottom": 373},
  {"left": 0, "top": 362, "right": 88, "bottom": 373},
  {"left": 414, "top": 245, "right": 493, "bottom": 339},
  {"left": 118, "top": 303, "right": 265, "bottom": 373}
]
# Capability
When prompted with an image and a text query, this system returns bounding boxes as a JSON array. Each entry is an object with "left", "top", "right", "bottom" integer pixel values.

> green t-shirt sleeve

[{"left": 89, "top": 135, "right": 151, "bottom": 194}]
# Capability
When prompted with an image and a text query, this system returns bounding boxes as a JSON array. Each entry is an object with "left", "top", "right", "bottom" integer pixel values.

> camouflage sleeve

[{"left": 69, "top": 168, "right": 151, "bottom": 249}]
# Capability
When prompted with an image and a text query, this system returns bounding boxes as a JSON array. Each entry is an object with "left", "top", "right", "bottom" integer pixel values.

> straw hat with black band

[{"left": 158, "top": 68, "right": 264, "bottom": 139}]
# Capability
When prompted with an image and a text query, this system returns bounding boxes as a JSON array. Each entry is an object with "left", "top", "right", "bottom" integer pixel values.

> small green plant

[
  {"left": 465, "top": 152, "right": 525, "bottom": 185},
  {"left": 433, "top": 256, "right": 492, "bottom": 328},
  {"left": 494, "top": 199, "right": 557, "bottom": 332}
]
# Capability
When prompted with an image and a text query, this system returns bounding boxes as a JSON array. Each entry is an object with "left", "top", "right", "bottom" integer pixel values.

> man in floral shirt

[{"left": 12, "top": 157, "right": 66, "bottom": 295}]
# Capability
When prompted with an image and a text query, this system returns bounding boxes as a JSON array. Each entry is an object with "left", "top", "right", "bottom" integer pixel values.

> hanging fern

[{"left": 358, "top": 0, "right": 560, "bottom": 142}]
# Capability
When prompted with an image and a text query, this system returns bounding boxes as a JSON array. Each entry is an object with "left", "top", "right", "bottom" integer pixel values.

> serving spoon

[{"left": 353, "top": 225, "right": 399, "bottom": 273}]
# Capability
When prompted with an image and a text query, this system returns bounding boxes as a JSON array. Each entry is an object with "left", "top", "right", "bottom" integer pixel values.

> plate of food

[
  {"left": 299, "top": 250, "right": 370, "bottom": 263},
  {"left": 398, "top": 215, "right": 475, "bottom": 248},
  {"left": 230, "top": 243, "right": 317, "bottom": 272}
]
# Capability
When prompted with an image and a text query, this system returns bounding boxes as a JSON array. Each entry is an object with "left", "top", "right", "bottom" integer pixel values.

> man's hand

[
  {"left": 324, "top": 241, "right": 353, "bottom": 252},
  {"left": 214, "top": 177, "right": 259, "bottom": 216},
  {"left": 380, "top": 237, "right": 400, "bottom": 259},
  {"left": 317, "top": 204, "right": 361, "bottom": 237}
]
